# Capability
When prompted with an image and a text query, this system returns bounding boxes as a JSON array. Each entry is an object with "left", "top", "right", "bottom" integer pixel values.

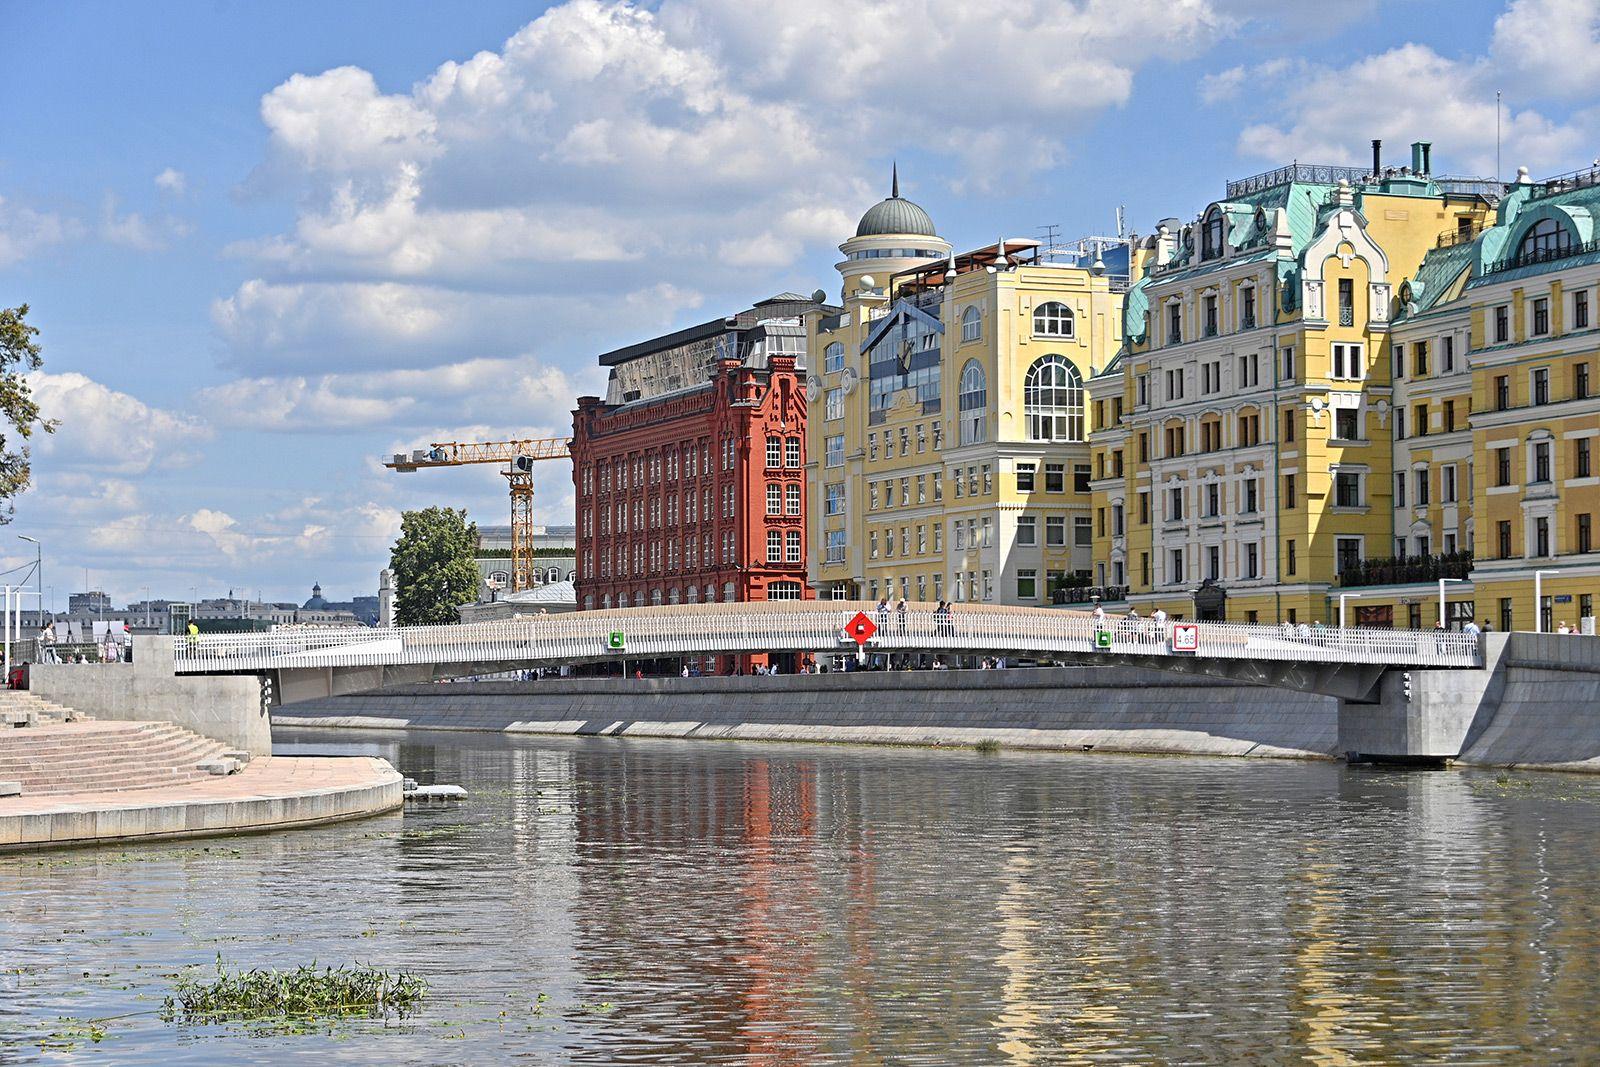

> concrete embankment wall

[
  {"left": 32, "top": 636, "right": 268, "bottom": 755},
  {"left": 273, "top": 666, "right": 1341, "bottom": 760},
  {"left": 1456, "top": 633, "right": 1600, "bottom": 771}
]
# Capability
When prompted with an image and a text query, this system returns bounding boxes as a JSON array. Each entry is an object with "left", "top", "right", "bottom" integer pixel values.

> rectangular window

[
  {"left": 1536, "top": 516, "right": 1551, "bottom": 557},
  {"left": 824, "top": 435, "right": 844, "bottom": 467},
  {"left": 825, "top": 387, "right": 844, "bottom": 420},
  {"left": 1576, "top": 290, "right": 1591, "bottom": 330},
  {"left": 1534, "top": 440, "right": 1551, "bottom": 483},
  {"left": 1534, "top": 368, "right": 1550, "bottom": 406},
  {"left": 786, "top": 483, "right": 801, "bottom": 515},
  {"left": 1138, "top": 491, "right": 1150, "bottom": 525},
  {"left": 1284, "top": 473, "right": 1296, "bottom": 508},
  {"left": 1500, "top": 597, "right": 1515, "bottom": 633},
  {"left": 1576, "top": 362, "right": 1592, "bottom": 400},
  {"left": 1074, "top": 465, "right": 1091, "bottom": 494},
  {"left": 767, "top": 530, "right": 782, "bottom": 563},
  {"left": 1045, "top": 463, "right": 1065, "bottom": 493},
  {"left": 1336, "top": 537, "right": 1362, "bottom": 574},
  {"left": 1443, "top": 335, "right": 1455, "bottom": 372},
  {"left": 1170, "top": 549, "right": 1185, "bottom": 584},
  {"left": 1443, "top": 465, "right": 1457, "bottom": 503},
  {"left": 1206, "top": 545, "right": 1220, "bottom": 581},
  {"left": 1396, "top": 409, "right": 1405, "bottom": 440},
  {"left": 766, "top": 436, "right": 782, "bottom": 468},
  {"left": 1533, "top": 297, "right": 1550, "bottom": 336},
  {"left": 1168, "top": 302, "right": 1181, "bottom": 345},
  {"left": 1242, "top": 287, "right": 1256, "bottom": 330},
  {"left": 825, "top": 482, "right": 845, "bottom": 516},
  {"left": 1074, "top": 517, "right": 1093, "bottom": 546},
  {"left": 1281, "top": 345, "right": 1296, "bottom": 381},
  {"left": 1444, "top": 399, "right": 1456, "bottom": 432},
  {"left": 1394, "top": 343, "right": 1406, "bottom": 380},
  {"left": 1286, "top": 539, "right": 1297, "bottom": 576},
  {"left": 1245, "top": 543, "right": 1259, "bottom": 580},
  {"left": 1204, "top": 483, "right": 1220, "bottom": 518},
  {"left": 1335, "top": 408, "right": 1359, "bottom": 441},
  {"left": 1578, "top": 513, "right": 1592, "bottom": 555},
  {"left": 1169, "top": 486, "right": 1184, "bottom": 521},
  {"left": 1414, "top": 340, "right": 1429, "bottom": 376},
  {"left": 786, "top": 530, "right": 801, "bottom": 563},
  {"left": 1338, "top": 278, "right": 1354, "bottom": 325},
  {"left": 1140, "top": 552, "right": 1150, "bottom": 586},
  {"left": 1414, "top": 403, "right": 1428, "bottom": 436},
  {"left": 1016, "top": 569, "right": 1038, "bottom": 600},
  {"left": 1017, "top": 516, "right": 1037, "bottom": 546},
  {"left": 1394, "top": 471, "right": 1407, "bottom": 508},
  {"left": 1495, "top": 375, "right": 1510, "bottom": 410},
  {"left": 1416, "top": 468, "right": 1430, "bottom": 506},
  {"left": 1333, "top": 343, "right": 1364, "bottom": 381},
  {"left": 1495, "top": 305, "right": 1509, "bottom": 343},
  {"left": 1282, "top": 408, "right": 1295, "bottom": 443},
  {"left": 1498, "top": 520, "right": 1513, "bottom": 559},
  {"left": 1244, "top": 479, "right": 1259, "bottom": 513},
  {"left": 1046, "top": 516, "right": 1066, "bottom": 547},
  {"left": 1578, "top": 437, "right": 1592, "bottom": 478},
  {"left": 1204, "top": 295, "right": 1218, "bottom": 337},
  {"left": 1497, "top": 447, "right": 1512, "bottom": 486},
  {"left": 1334, "top": 471, "right": 1362, "bottom": 507},
  {"left": 766, "top": 483, "right": 781, "bottom": 515}
]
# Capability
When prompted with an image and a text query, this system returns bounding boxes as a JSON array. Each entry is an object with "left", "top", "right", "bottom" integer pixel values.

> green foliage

[
  {"left": 0, "top": 305, "right": 58, "bottom": 519},
  {"left": 162, "top": 957, "right": 427, "bottom": 1023},
  {"left": 390, "top": 506, "right": 479, "bottom": 626}
]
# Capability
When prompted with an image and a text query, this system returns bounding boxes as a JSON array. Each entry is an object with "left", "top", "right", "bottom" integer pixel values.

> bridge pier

[{"left": 1338, "top": 635, "right": 1508, "bottom": 765}]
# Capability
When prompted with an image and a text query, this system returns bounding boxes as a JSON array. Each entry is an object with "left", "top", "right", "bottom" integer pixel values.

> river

[{"left": 4, "top": 727, "right": 1600, "bottom": 1063}]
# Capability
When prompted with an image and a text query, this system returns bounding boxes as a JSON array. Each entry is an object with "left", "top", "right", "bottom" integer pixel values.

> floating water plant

[
  {"left": 974, "top": 738, "right": 1001, "bottom": 754},
  {"left": 162, "top": 957, "right": 426, "bottom": 1023}
]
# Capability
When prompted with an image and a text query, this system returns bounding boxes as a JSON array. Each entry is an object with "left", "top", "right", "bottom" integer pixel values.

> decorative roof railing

[
  {"left": 1483, "top": 234, "right": 1600, "bottom": 277},
  {"left": 1433, "top": 176, "right": 1506, "bottom": 198},
  {"left": 1530, "top": 164, "right": 1600, "bottom": 199},
  {"left": 1224, "top": 163, "right": 1366, "bottom": 198}
]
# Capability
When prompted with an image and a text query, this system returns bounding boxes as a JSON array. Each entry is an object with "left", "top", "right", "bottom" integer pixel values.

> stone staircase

[
  {"left": 0, "top": 720, "right": 244, "bottom": 796},
  {"left": 0, "top": 690, "right": 91, "bottom": 728}
]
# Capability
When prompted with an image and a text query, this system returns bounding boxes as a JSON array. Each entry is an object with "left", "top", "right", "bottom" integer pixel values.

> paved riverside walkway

[{"left": 0, "top": 755, "right": 402, "bottom": 851}]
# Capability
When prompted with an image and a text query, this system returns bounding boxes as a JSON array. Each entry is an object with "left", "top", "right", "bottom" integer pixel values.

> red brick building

[{"left": 572, "top": 294, "right": 832, "bottom": 669}]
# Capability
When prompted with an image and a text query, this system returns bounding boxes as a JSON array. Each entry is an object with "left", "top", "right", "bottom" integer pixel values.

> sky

[{"left": 3, "top": 0, "right": 1599, "bottom": 609}]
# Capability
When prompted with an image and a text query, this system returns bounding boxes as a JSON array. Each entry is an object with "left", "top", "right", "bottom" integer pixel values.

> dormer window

[
  {"left": 1519, "top": 218, "right": 1572, "bottom": 264},
  {"left": 1201, "top": 210, "right": 1225, "bottom": 261}
]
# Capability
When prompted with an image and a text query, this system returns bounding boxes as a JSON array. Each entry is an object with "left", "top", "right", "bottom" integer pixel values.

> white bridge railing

[{"left": 172, "top": 603, "right": 1483, "bottom": 674}]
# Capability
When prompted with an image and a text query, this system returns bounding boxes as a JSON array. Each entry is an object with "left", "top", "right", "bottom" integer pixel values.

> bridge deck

[{"left": 173, "top": 603, "right": 1482, "bottom": 674}]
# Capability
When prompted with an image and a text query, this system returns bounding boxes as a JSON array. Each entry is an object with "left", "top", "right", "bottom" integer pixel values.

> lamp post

[
  {"left": 16, "top": 536, "right": 39, "bottom": 628},
  {"left": 1533, "top": 570, "right": 1560, "bottom": 633},
  {"left": 1438, "top": 577, "right": 1468, "bottom": 631},
  {"left": 1337, "top": 591, "right": 1367, "bottom": 629}
]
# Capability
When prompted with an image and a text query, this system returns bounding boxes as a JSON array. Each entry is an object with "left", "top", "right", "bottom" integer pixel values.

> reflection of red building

[{"left": 573, "top": 295, "right": 828, "bottom": 671}]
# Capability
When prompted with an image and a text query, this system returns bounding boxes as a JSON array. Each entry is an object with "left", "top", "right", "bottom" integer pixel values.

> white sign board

[{"left": 1171, "top": 623, "right": 1200, "bottom": 653}]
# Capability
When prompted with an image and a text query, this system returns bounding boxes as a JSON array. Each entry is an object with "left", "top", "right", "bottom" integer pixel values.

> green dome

[{"left": 854, "top": 165, "right": 937, "bottom": 237}]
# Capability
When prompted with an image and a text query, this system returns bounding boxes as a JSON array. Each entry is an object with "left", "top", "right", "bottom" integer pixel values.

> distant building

[
  {"left": 68, "top": 591, "right": 112, "bottom": 615},
  {"left": 457, "top": 580, "right": 577, "bottom": 624},
  {"left": 472, "top": 525, "right": 576, "bottom": 599},
  {"left": 299, "top": 583, "right": 378, "bottom": 626}
]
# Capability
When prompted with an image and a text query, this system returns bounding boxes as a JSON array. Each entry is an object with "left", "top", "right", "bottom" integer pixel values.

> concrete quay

[{"left": 0, "top": 755, "right": 403, "bottom": 852}]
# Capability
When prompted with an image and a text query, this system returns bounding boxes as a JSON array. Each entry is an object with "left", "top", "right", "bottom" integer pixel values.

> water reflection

[{"left": 2, "top": 729, "right": 1600, "bottom": 1064}]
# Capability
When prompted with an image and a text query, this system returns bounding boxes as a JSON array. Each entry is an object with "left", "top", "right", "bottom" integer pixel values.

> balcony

[
  {"left": 1336, "top": 551, "right": 1474, "bottom": 588},
  {"left": 1483, "top": 234, "right": 1600, "bottom": 277}
]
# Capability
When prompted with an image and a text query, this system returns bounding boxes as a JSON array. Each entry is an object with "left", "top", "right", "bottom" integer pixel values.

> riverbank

[
  {"left": 273, "top": 666, "right": 1342, "bottom": 760},
  {"left": 0, "top": 755, "right": 403, "bottom": 851}
]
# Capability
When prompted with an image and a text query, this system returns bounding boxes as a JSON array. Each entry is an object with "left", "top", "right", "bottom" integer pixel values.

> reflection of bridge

[{"left": 172, "top": 603, "right": 1482, "bottom": 706}]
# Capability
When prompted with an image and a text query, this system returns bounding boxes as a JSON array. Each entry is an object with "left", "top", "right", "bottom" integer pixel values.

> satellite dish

[{"left": 811, "top": 289, "right": 827, "bottom": 304}]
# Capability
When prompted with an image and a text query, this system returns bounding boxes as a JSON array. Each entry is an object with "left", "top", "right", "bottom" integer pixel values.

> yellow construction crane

[{"left": 386, "top": 437, "right": 572, "bottom": 592}]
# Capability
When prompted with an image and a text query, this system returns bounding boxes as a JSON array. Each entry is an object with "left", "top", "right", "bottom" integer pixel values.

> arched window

[
  {"left": 824, "top": 342, "right": 844, "bottom": 373},
  {"left": 602, "top": 593, "right": 613, "bottom": 609},
  {"left": 961, "top": 305, "right": 981, "bottom": 343},
  {"left": 958, "top": 359, "right": 987, "bottom": 445},
  {"left": 547, "top": 567, "right": 560, "bottom": 583},
  {"left": 1033, "top": 301, "right": 1075, "bottom": 337},
  {"left": 704, "top": 584, "right": 716, "bottom": 603},
  {"left": 1202, "top": 209, "right": 1225, "bottom": 260},
  {"left": 1519, "top": 218, "right": 1573, "bottom": 263},
  {"left": 1024, "top": 355, "right": 1084, "bottom": 442}
]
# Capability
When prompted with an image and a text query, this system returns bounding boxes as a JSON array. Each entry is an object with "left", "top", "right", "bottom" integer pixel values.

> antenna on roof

[
  {"left": 1116, "top": 206, "right": 1126, "bottom": 239},
  {"left": 892, "top": 161, "right": 900, "bottom": 198}
]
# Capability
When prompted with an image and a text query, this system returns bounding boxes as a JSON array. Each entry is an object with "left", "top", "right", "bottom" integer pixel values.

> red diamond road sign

[{"left": 845, "top": 611, "right": 877, "bottom": 645}]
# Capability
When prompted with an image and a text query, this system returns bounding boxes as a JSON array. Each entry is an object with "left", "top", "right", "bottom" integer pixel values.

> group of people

[
  {"left": 35, "top": 621, "right": 127, "bottom": 664},
  {"left": 873, "top": 598, "right": 961, "bottom": 637}
]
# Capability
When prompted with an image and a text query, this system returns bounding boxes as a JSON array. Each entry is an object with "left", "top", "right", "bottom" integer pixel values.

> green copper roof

[
  {"left": 1396, "top": 240, "right": 1475, "bottom": 320},
  {"left": 1122, "top": 275, "right": 1149, "bottom": 346}
]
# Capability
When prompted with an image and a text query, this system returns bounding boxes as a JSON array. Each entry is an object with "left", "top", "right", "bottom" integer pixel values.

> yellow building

[
  {"left": 1089, "top": 142, "right": 1498, "bottom": 624},
  {"left": 1359, "top": 163, "right": 1600, "bottom": 632},
  {"left": 806, "top": 176, "right": 1131, "bottom": 604}
]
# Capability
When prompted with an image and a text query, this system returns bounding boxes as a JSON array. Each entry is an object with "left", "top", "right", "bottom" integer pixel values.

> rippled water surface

[{"left": 6, "top": 728, "right": 1600, "bottom": 1064}]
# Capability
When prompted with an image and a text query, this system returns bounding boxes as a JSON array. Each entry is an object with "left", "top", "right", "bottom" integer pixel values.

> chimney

[
  {"left": 1411, "top": 140, "right": 1432, "bottom": 175},
  {"left": 1371, "top": 139, "right": 1382, "bottom": 178}
]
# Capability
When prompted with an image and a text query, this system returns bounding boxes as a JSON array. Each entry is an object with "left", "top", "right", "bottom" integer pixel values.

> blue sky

[{"left": 3, "top": 0, "right": 1597, "bottom": 608}]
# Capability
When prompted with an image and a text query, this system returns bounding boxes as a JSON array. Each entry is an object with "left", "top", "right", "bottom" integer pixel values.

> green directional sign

[
  {"left": 607, "top": 631, "right": 626, "bottom": 651},
  {"left": 1094, "top": 629, "right": 1113, "bottom": 650}
]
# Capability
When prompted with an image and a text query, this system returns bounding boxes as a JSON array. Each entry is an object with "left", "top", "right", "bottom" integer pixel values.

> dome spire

[{"left": 892, "top": 161, "right": 899, "bottom": 199}]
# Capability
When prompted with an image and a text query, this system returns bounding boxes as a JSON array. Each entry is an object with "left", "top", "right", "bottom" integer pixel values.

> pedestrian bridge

[{"left": 172, "top": 603, "right": 1483, "bottom": 706}]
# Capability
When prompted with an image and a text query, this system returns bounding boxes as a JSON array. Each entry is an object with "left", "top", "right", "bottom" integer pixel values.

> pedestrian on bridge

[
  {"left": 1462, "top": 619, "right": 1481, "bottom": 637},
  {"left": 896, "top": 598, "right": 907, "bottom": 634},
  {"left": 876, "top": 597, "right": 889, "bottom": 632},
  {"left": 1152, "top": 607, "right": 1167, "bottom": 630}
]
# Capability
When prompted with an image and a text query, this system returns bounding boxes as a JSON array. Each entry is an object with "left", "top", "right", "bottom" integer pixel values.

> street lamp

[
  {"left": 1533, "top": 569, "right": 1561, "bottom": 633},
  {"left": 16, "top": 536, "right": 39, "bottom": 626},
  {"left": 1337, "top": 590, "right": 1368, "bottom": 629},
  {"left": 1438, "top": 577, "right": 1468, "bottom": 631}
]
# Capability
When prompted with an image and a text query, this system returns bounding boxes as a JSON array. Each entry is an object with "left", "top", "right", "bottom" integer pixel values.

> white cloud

[
  {"left": 0, "top": 195, "right": 81, "bottom": 267},
  {"left": 100, "top": 193, "right": 192, "bottom": 251},
  {"left": 1231, "top": 42, "right": 1595, "bottom": 176},
  {"left": 1491, "top": 0, "right": 1600, "bottom": 98},
  {"left": 193, "top": 355, "right": 586, "bottom": 433},
  {"left": 29, "top": 371, "right": 210, "bottom": 474},
  {"left": 154, "top": 168, "right": 187, "bottom": 195}
]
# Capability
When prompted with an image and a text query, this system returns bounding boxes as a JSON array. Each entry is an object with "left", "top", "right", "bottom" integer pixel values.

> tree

[
  {"left": 0, "top": 305, "right": 56, "bottom": 519},
  {"left": 390, "top": 506, "right": 479, "bottom": 626}
]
